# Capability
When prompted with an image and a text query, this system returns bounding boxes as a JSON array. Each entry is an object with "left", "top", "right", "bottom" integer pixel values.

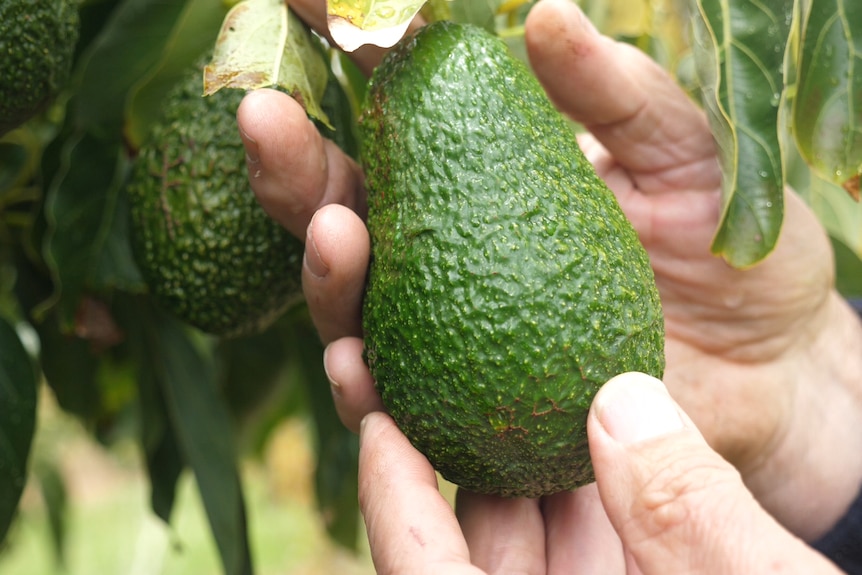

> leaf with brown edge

[{"left": 204, "top": 0, "right": 331, "bottom": 127}]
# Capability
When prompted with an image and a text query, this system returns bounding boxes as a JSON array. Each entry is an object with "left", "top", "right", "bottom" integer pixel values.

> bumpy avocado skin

[
  {"left": 360, "top": 22, "right": 665, "bottom": 498},
  {"left": 127, "top": 67, "right": 304, "bottom": 338},
  {"left": 0, "top": 0, "right": 79, "bottom": 135}
]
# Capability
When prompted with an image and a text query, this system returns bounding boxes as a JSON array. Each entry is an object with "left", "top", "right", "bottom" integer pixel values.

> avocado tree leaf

[
  {"left": 288, "top": 310, "right": 360, "bottom": 551},
  {"left": 34, "top": 306, "right": 102, "bottom": 421},
  {"left": 91, "top": 185, "right": 146, "bottom": 292},
  {"left": 39, "top": 0, "right": 188, "bottom": 327},
  {"left": 135, "top": 331, "right": 185, "bottom": 523},
  {"left": 791, "top": 0, "right": 862, "bottom": 198},
  {"left": 0, "top": 128, "right": 42, "bottom": 195},
  {"left": 204, "top": 0, "right": 331, "bottom": 127},
  {"left": 13, "top": 250, "right": 104, "bottom": 423},
  {"left": 39, "top": 132, "right": 144, "bottom": 329},
  {"left": 448, "top": 0, "right": 501, "bottom": 32},
  {"left": 831, "top": 234, "right": 862, "bottom": 297},
  {"left": 326, "top": 0, "right": 425, "bottom": 52},
  {"left": 0, "top": 315, "right": 38, "bottom": 544},
  {"left": 692, "top": 0, "right": 793, "bottom": 268},
  {"left": 125, "top": 0, "right": 228, "bottom": 150},
  {"left": 419, "top": 0, "right": 453, "bottom": 24},
  {"left": 73, "top": 0, "right": 191, "bottom": 136},
  {"left": 315, "top": 66, "right": 361, "bottom": 160},
  {"left": 149, "top": 315, "right": 253, "bottom": 575},
  {"left": 31, "top": 458, "right": 68, "bottom": 567}
]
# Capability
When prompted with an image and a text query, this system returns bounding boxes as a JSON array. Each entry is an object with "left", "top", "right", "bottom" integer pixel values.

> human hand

[
  {"left": 521, "top": 0, "right": 862, "bottom": 539},
  {"left": 237, "top": 0, "right": 862, "bottom": 543},
  {"left": 358, "top": 372, "right": 845, "bottom": 574}
]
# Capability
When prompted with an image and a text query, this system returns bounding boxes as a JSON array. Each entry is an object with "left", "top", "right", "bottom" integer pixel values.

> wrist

[{"left": 744, "top": 291, "right": 862, "bottom": 541}]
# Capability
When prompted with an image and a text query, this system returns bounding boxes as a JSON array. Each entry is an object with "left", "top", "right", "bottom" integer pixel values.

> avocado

[
  {"left": 127, "top": 64, "right": 304, "bottom": 337},
  {"left": 360, "top": 22, "right": 665, "bottom": 498},
  {"left": 0, "top": 0, "right": 79, "bottom": 135}
]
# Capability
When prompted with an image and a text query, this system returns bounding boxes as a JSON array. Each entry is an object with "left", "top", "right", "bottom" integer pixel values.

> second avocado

[{"left": 360, "top": 22, "right": 665, "bottom": 497}]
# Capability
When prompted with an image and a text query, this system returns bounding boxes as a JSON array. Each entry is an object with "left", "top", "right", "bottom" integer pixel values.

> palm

[
  {"left": 613, "top": 159, "right": 832, "bottom": 471},
  {"left": 537, "top": 0, "right": 836, "bottom": 468}
]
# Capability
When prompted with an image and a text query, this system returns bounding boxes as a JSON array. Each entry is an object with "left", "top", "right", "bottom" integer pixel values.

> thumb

[{"left": 587, "top": 372, "right": 843, "bottom": 575}]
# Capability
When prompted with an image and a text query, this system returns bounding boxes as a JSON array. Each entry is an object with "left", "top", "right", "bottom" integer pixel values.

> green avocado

[
  {"left": 360, "top": 21, "right": 665, "bottom": 498},
  {"left": 0, "top": 0, "right": 79, "bottom": 135},
  {"left": 126, "top": 65, "right": 304, "bottom": 337}
]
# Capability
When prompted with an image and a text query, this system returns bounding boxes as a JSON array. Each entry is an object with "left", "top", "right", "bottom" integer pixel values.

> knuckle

[{"left": 626, "top": 448, "right": 743, "bottom": 546}]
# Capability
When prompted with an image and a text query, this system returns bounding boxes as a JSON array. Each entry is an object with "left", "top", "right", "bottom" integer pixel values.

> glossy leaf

[
  {"left": 125, "top": 0, "right": 229, "bottom": 149},
  {"left": 0, "top": 316, "right": 38, "bottom": 544},
  {"left": 40, "top": 132, "right": 143, "bottom": 328},
  {"left": 419, "top": 0, "right": 453, "bottom": 23},
  {"left": 153, "top": 317, "right": 253, "bottom": 575},
  {"left": 832, "top": 235, "right": 862, "bottom": 297},
  {"left": 136, "top": 343, "right": 184, "bottom": 523},
  {"left": 693, "top": 0, "right": 792, "bottom": 268},
  {"left": 449, "top": 0, "right": 501, "bottom": 32},
  {"left": 40, "top": 0, "right": 183, "bottom": 327},
  {"left": 315, "top": 66, "right": 361, "bottom": 160},
  {"left": 32, "top": 458, "right": 68, "bottom": 566},
  {"left": 792, "top": 0, "right": 862, "bottom": 199},
  {"left": 289, "top": 310, "right": 360, "bottom": 550},
  {"left": 326, "top": 0, "right": 425, "bottom": 51},
  {"left": 73, "top": 0, "right": 190, "bottom": 135},
  {"left": 35, "top": 308, "right": 102, "bottom": 421},
  {"left": 204, "top": 0, "right": 331, "bottom": 126}
]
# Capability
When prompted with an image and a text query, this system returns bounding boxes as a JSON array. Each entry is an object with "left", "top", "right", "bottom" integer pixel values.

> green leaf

[
  {"left": 217, "top": 325, "right": 293, "bottom": 424},
  {"left": 40, "top": 132, "right": 144, "bottom": 328},
  {"left": 0, "top": 129, "right": 41, "bottom": 195},
  {"left": 326, "top": 0, "right": 426, "bottom": 51},
  {"left": 832, "top": 234, "right": 862, "bottom": 297},
  {"left": 792, "top": 0, "right": 862, "bottom": 198},
  {"left": 289, "top": 311, "right": 360, "bottom": 551},
  {"left": 804, "top": 168, "right": 862, "bottom": 253},
  {"left": 92, "top": 185, "right": 146, "bottom": 292},
  {"left": 449, "top": 0, "right": 501, "bottom": 32},
  {"left": 35, "top": 309, "right": 101, "bottom": 420},
  {"left": 39, "top": 0, "right": 187, "bottom": 327},
  {"left": 0, "top": 316, "right": 38, "bottom": 544},
  {"left": 693, "top": 0, "right": 793, "bottom": 268},
  {"left": 419, "top": 0, "right": 453, "bottom": 23},
  {"left": 204, "top": 0, "right": 331, "bottom": 127},
  {"left": 136, "top": 344, "right": 185, "bottom": 523},
  {"left": 32, "top": 458, "right": 68, "bottom": 566},
  {"left": 73, "top": 0, "right": 191, "bottom": 136},
  {"left": 314, "top": 66, "right": 361, "bottom": 160},
  {"left": 125, "top": 0, "right": 230, "bottom": 149},
  {"left": 150, "top": 315, "right": 253, "bottom": 575},
  {"left": 14, "top": 252, "right": 103, "bottom": 422}
]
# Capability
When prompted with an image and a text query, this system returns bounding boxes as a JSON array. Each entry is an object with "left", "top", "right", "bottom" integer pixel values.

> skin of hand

[
  {"left": 236, "top": 0, "right": 862, "bottom": 569},
  {"left": 358, "top": 372, "right": 846, "bottom": 575}
]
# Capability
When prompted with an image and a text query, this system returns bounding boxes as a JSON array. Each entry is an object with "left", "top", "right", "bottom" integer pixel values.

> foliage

[{"left": 0, "top": 0, "right": 861, "bottom": 574}]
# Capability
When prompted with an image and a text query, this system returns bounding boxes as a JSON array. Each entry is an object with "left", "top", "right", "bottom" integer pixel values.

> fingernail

[
  {"left": 595, "top": 373, "right": 685, "bottom": 444},
  {"left": 303, "top": 216, "right": 329, "bottom": 279},
  {"left": 239, "top": 126, "right": 260, "bottom": 165},
  {"left": 323, "top": 345, "right": 342, "bottom": 399}
]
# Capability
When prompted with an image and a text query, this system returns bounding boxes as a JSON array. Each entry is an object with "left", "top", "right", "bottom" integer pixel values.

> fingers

[
  {"left": 359, "top": 412, "right": 483, "bottom": 575},
  {"left": 525, "top": 0, "right": 720, "bottom": 193},
  {"left": 237, "top": 88, "right": 365, "bottom": 240},
  {"left": 455, "top": 491, "right": 545, "bottom": 574},
  {"left": 302, "top": 203, "right": 369, "bottom": 344},
  {"left": 588, "top": 372, "right": 844, "bottom": 575},
  {"left": 540, "top": 485, "right": 628, "bottom": 572},
  {"left": 324, "top": 337, "right": 383, "bottom": 433}
]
